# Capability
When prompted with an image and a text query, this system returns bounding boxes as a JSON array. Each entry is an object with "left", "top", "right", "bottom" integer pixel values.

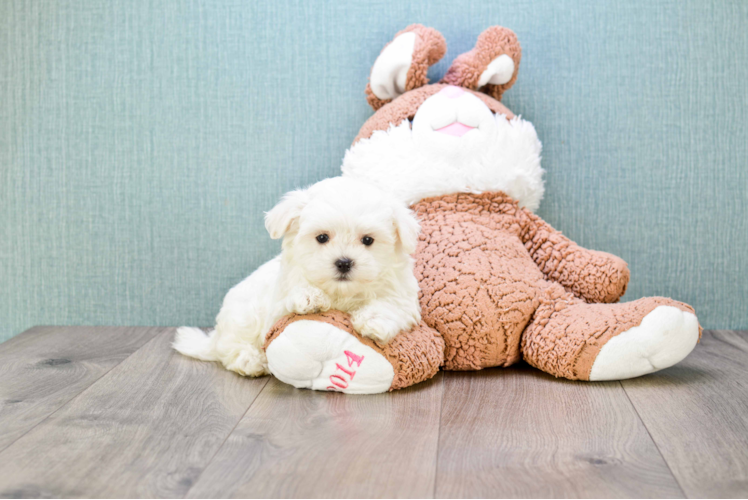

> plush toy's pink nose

[{"left": 439, "top": 86, "right": 465, "bottom": 99}]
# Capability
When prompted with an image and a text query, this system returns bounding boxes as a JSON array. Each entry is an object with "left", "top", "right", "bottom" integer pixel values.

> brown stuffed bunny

[{"left": 263, "top": 25, "right": 701, "bottom": 394}]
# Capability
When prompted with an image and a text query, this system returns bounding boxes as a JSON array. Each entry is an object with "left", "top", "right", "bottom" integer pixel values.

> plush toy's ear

[
  {"left": 441, "top": 26, "right": 521, "bottom": 101},
  {"left": 265, "top": 189, "right": 309, "bottom": 239},
  {"left": 366, "top": 24, "right": 447, "bottom": 111},
  {"left": 392, "top": 203, "right": 420, "bottom": 255}
]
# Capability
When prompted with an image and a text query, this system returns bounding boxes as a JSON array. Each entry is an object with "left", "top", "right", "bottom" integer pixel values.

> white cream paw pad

[
  {"left": 266, "top": 320, "right": 395, "bottom": 394},
  {"left": 589, "top": 306, "right": 700, "bottom": 381}
]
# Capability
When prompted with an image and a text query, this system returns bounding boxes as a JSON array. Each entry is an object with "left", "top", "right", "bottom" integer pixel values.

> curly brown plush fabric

[
  {"left": 442, "top": 26, "right": 522, "bottom": 101},
  {"left": 411, "top": 191, "right": 687, "bottom": 373},
  {"left": 518, "top": 209, "right": 630, "bottom": 303},
  {"left": 264, "top": 311, "right": 445, "bottom": 391},
  {"left": 365, "top": 24, "right": 447, "bottom": 111}
]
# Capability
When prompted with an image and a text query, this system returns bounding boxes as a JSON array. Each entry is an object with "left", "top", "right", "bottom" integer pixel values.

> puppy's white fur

[{"left": 174, "top": 177, "right": 421, "bottom": 377}]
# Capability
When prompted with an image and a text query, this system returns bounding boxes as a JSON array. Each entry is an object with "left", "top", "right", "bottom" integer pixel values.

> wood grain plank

[
  {"left": 0, "top": 327, "right": 269, "bottom": 498},
  {"left": 0, "top": 325, "right": 161, "bottom": 451},
  {"left": 186, "top": 374, "right": 444, "bottom": 499},
  {"left": 435, "top": 365, "right": 684, "bottom": 498},
  {"left": 622, "top": 330, "right": 748, "bottom": 498}
]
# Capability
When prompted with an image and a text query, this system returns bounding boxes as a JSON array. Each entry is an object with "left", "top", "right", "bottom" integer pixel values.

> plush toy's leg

[
  {"left": 264, "top": 311, "right": 444, "bottom": 394},
  {"left": 521, "top": 285, "right": 701, "bottom": 381}
]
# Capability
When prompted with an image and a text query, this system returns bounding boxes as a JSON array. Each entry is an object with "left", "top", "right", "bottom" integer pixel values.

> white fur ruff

[{"left": 342, "top": 115, "right": 544, "bottom": 211}]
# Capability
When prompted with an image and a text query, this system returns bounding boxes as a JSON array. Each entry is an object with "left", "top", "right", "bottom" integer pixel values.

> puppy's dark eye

[
  {"left": 361, "top": 236, "right": 374, "bottom": 246},
  {"left": 316, "top": 234, "right": 329, "bottom": 244}
]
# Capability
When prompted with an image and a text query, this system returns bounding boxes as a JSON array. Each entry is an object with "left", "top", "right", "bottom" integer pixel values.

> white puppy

[{"left": 173, "top": 177, "right": 421, "bottom": 377}]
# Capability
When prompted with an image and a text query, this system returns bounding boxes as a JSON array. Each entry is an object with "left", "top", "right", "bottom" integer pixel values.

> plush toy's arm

[{"left": 517, "top": 208, "right": 630, "bottom": 303}]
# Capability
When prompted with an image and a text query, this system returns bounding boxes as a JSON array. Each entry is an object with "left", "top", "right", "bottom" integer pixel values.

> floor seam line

[
  {"left": 432, "top": 373, "right": 446, "bottom": 499},
  {"left": 180, "top": 375, "right": 271, "bottom": 499},
  {"left": 620, "top": 380, "right": 689, "bottom": 498},
  {"left": 0, "top": 326, "right": 165, "bottom": 456}
]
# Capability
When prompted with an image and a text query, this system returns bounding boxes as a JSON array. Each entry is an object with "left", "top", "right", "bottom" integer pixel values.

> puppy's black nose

[{"left": 335, "top": 258, "right": 354, "bottom": 274}]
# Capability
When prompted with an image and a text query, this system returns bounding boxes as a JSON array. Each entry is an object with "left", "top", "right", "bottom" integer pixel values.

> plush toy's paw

[
  {"left": 265, "top": 319, "right": 395, "bottom": 394},
  {"left": 589, "top": 305, "right": 700, "bottom": 381},
  {"left": 286, "top": 286, "right": 331, "bottom": 315},
  {"left": 350, "top": 305, "right": 404, "bottom": 345},
  {"left": 223, "top": 345, "right": 269, "bottom": 377}
]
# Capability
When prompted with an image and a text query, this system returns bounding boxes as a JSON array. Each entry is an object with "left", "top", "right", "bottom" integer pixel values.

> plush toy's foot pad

[
  {"left": 264, "top": 311, "right": 445, "bottom": 394},
  {"left": 266, "top": 320, "right": 394, "bottom": 394},
  {"left": 523, "top": 292, "right": 701, "bottom": 381},
  {"left": 589, "top": 305, "right": 700, "bottom": 381}
]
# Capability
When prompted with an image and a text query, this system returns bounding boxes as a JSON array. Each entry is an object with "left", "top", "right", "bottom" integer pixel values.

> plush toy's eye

[
  {"left": 316, "top": 234, "right": 329, "bottom": 244},
  {"left": 361, "top": 236, "right": 374, "bottom": 246}
]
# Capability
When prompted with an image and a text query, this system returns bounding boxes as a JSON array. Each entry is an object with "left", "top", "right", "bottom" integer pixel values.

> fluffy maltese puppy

[{"left": 173, "top": 176, "right": 421, "bottom": 377}]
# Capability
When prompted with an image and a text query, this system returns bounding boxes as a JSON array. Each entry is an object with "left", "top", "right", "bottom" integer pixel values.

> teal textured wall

[{"left": 2, "top": 0, "right": 746, "bottom": 341}]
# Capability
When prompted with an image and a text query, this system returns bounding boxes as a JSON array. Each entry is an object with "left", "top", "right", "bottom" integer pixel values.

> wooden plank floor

[{"left": 0, "top": 328, "right": 745, "bottom": 498}]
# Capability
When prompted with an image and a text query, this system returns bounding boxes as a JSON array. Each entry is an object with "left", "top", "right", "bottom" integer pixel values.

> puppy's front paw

[
  {"left": 351, "top": 306, "right": 405, "bottom": 345},
  {"left": 287, "top": 286, "right": 331, "bottom": 315}
]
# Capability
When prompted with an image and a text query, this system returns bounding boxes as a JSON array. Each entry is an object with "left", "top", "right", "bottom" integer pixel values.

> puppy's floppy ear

[
  {"left": 265, "top": 189, "right": 309, "bottom": 239},
  {"left": 392, "top": 203, "right": 420, "bottom": 255},
  {"left": 366, "top": 25, "right": 447, "bottom": 110}
]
